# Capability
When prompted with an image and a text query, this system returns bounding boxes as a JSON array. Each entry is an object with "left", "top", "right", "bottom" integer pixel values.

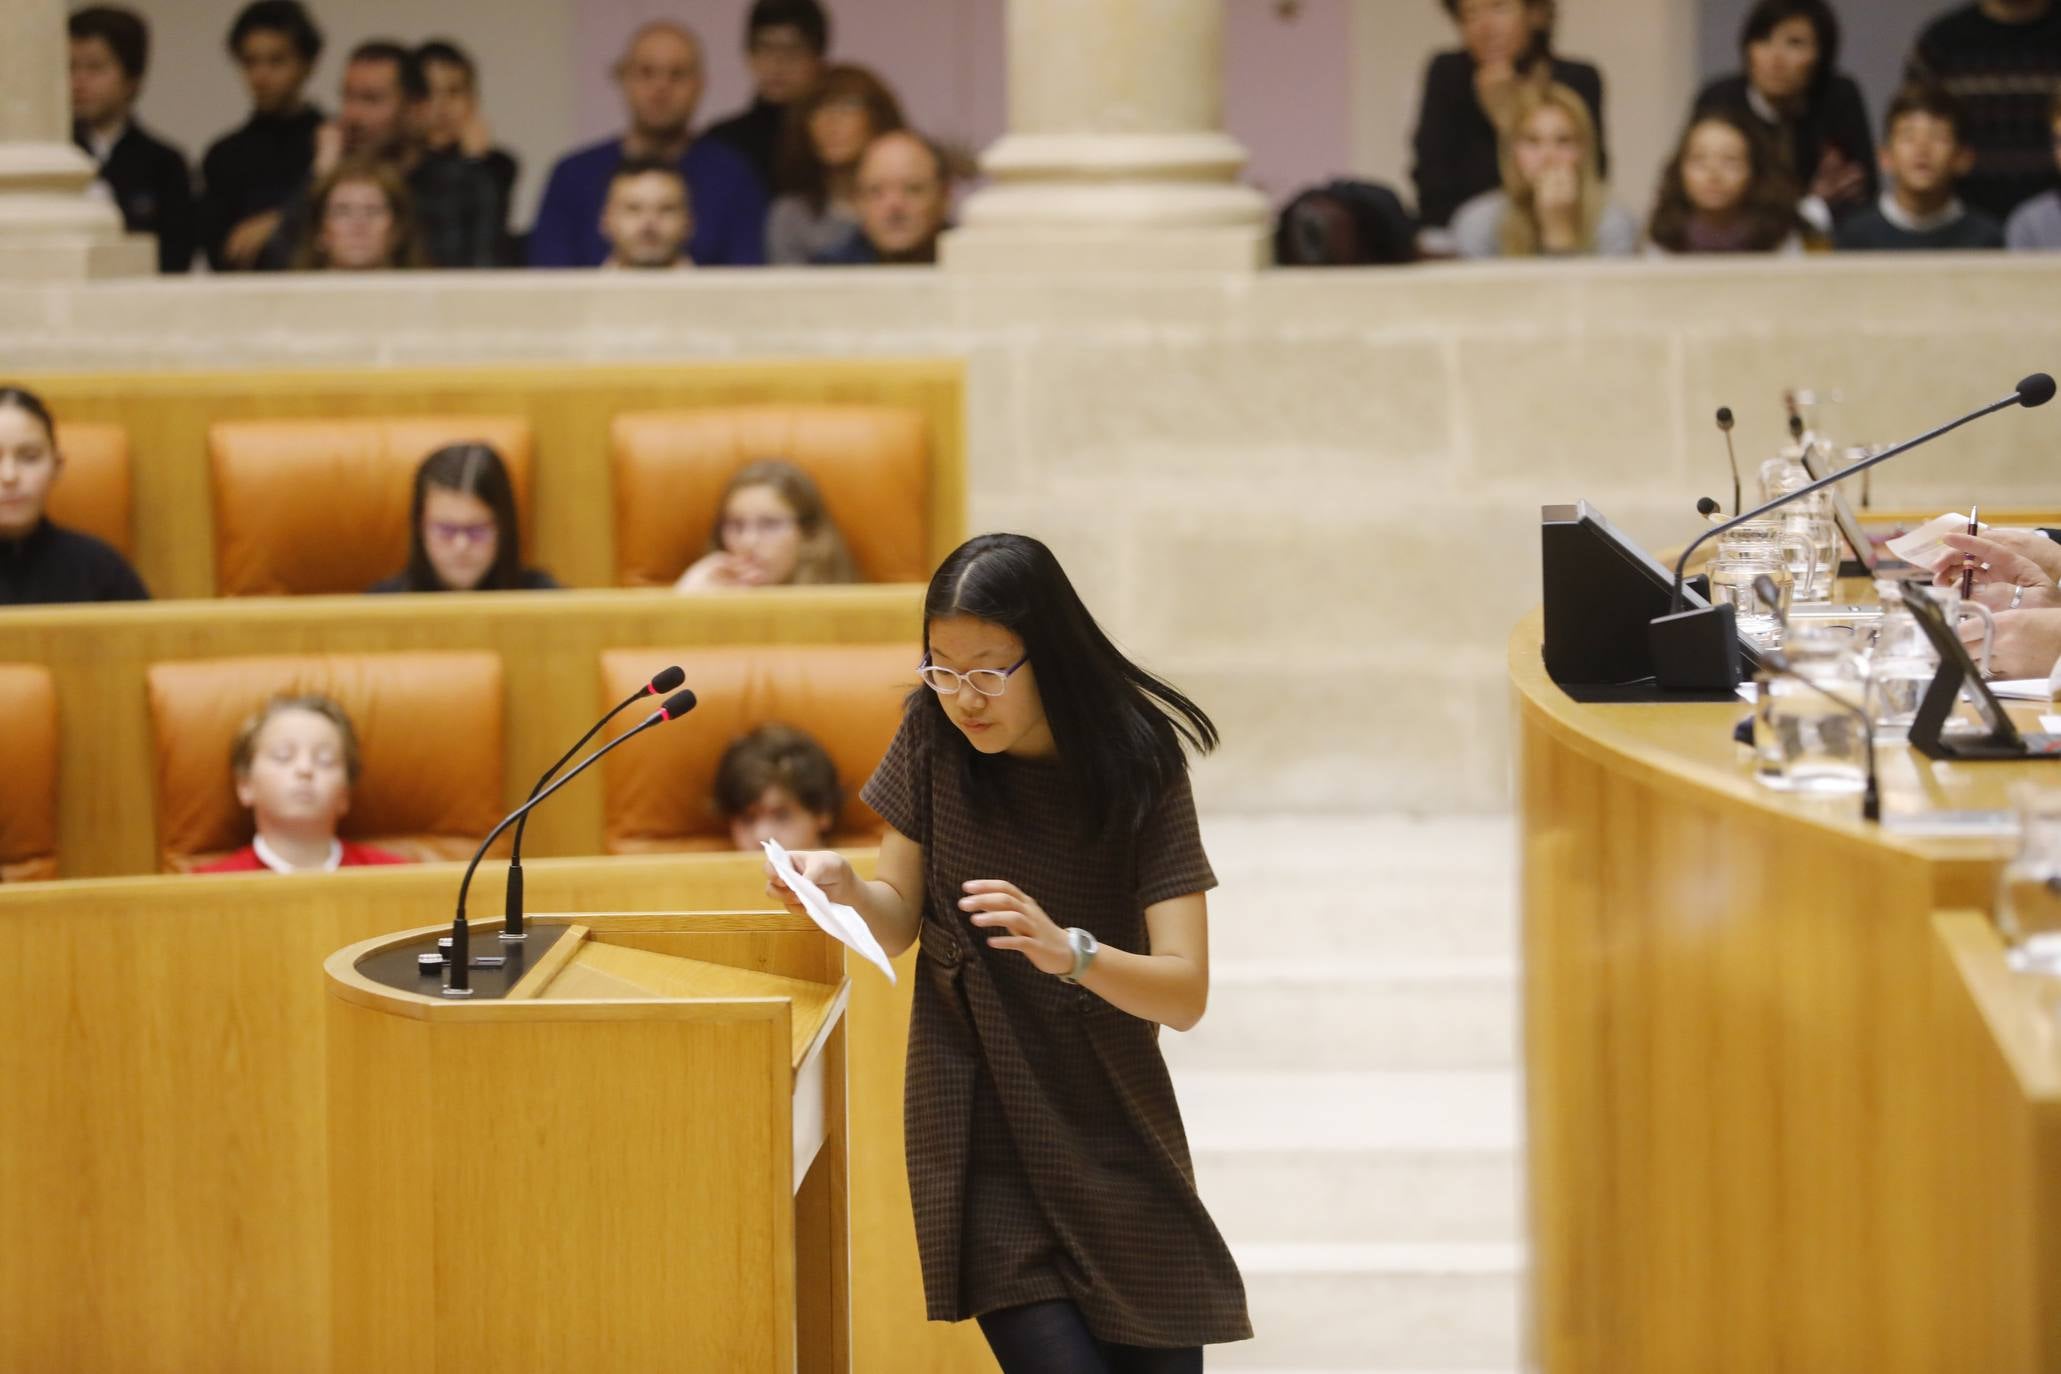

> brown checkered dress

[{"left": 861, "top": 707, "right": 1252, "bottom": 1348}]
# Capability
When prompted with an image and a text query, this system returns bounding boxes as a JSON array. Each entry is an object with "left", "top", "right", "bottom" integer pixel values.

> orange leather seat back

[
  {"left": 146, "top": 651, "right": 505, "bottom": 872},
  {"left": 0, "top": 664, "right": 58, "bottom": 882},
  {"left": 610, "top": 405, "right": 930, "bottom": 587},
  {"left": 598, "top": 644, "right": 917, "bottom": 853},
  {"left": 47, "top": 421, "right": 132, "bottom": 556},
  {"left": 208, "top": 416, "right": 534, "bottom": 595}
]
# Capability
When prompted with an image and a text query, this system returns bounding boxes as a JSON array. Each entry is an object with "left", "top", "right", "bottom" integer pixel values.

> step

[
  {"left": 1206, "top": 878, "right": 1518, "bottom": 963},
  {"left": 1164, "top": 960, "right": 1517, "bottom": 1072},
  {"left": 1199, "top": 815, "right": 1518, "bottom": 880},
  {"left": 1174, "top": 1071, "right": 1522, "bottom": 1154},
  {"left": 1216, "top": 1242, "right": 1523, "bottom": 1370}
]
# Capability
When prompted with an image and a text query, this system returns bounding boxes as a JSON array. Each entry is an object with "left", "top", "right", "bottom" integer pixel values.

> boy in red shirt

[{"left": 195, "top": 694, "right": 409, "bottom": 873}]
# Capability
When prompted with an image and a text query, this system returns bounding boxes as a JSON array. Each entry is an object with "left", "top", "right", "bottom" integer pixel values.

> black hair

[
  {"left": 1884, "top": 80, "right": 1967, "bottom": 143},
  {"left": 0, "top": 386, "right": 57, "bottom": 445},
  {"left": 747, "top": 0, "right": 829, "bottom": 55},
  {"left": 400, "top": 443, "right": 524, "bottom": 591},
  {"left": 916, "top": 533, "right": 1217, "bottom": 840},
  {"left": 226, "top": 0, "right": 322, "bottom": 64},
  {"left": 1438, "top": 0, "right": 1557, "bottom": 60},
  {"left": 1739, "top": 0, "right": 1840, "bottom": 110},
  {"left": 69, "top": 6, "right": 149, "bottom": 82},
  {"left": 349, "top": 39, "right": 427, "bottom": 102},
  {"left": 414, "top": 38, "right": 476, "bottom": 86}
]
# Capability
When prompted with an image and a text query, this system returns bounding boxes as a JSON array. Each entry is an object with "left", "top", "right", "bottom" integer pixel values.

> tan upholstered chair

[
  {"left": 47, "top": 421, "right": 133, "bottom": 556},
  {"left": 207, "top": 416, "right": 534, "bottom": 595},
  {"left": 0, "top": 664, "right": 58, "bottom": 882},
  {"left": 597, "top": 644, "right": 915, "bottom": 853},
  {"left": 610, "top": 405, "right": 929, "bottom": 587},
  {"left": 145, "top": 651, "right": 505, "bottom": 872}
]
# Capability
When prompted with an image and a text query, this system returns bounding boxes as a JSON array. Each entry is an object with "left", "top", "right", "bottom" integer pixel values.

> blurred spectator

[
  {"left": 713, "top": 723, "right": 842, "bottom": 851},
  {"left": 2006, "top": 88, "right": 2061, "bottom": 248},
  {"left": 705, "top": 0, "right": 831, "bottom": 192},
  {"left": 1905, "top": 0, "right": 2061, "bottom": 222},
  {"left": 371, "top": 443, "right": 559, "bottom": 592},
  {"left": 68, "top": 6, "right": 194, "bottom": 273},
  {"left": 1274, "top": 180, "right": 1420, "bottom": 265},
  {"left": 812, "top": 130, "right": 951, "bottom": 265},
  {"left": 1647, "top": 109, "right": 1808, "bottom": 254},
  {"left": 675, "top": 459, "right": 856, "bottom": 591},
  {"left": 770, "top": 64, "right": 904, "bottom": 265},
  {"left": 290, "top": 159, "right": 425, "bottom": 270},
  {"left": 1693, "top": 0, "right": 1875, "bottom": 231},
  {"left": 529, "top": 22, "right": 768, "bottom": 267},
  {"left": 193, "top": 695, "right": 409, "bottom": 874},
  {"left": 1411, "top": 0, "right": 1608, "bottom": 236},
  {"left": 1451, "top": 83, "right": 1637, "bottom": 257},
  {"left": 0, "top": 386, "right": 149, "bottom": 606},
  {"left": 415, "top": 39, "right": 520, "bottom": 258},
  {"left": 1835, "top": 83, "right": 2005, "bottom": 249},
  {"left": 197, "top": 0, "right": 324, "bottom": 271},
  {"left": 601, "top": 158, "right": 694, "bottom": 268}
]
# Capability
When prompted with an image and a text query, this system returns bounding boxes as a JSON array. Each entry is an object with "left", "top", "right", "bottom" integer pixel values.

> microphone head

[
  {"left": 1753, "top": 573, "right": 1784, "bottom": 613},
  {"left": 647, "top": 664, "right": 686, "bottom": 694},
  {"left": 1696, "top": 496, "right": 1721, "bottom": 517},
  {"left": 2018, "top": 373, "right": 2057, "bottom": 408},
  {"left": 1714, "top": 406, "right": 1734, "bottom": 431},
  {"left": 656, "top": 689, "right": 698, "bottom": 722}
]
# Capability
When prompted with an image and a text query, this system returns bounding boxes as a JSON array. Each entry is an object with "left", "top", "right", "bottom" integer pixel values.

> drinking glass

[
  {"left": 1753, "top": 621, "right": 1870, "bottom": 795},
  {"left": 1998, "top": 783, "right": 2061, "bottom": 975}
]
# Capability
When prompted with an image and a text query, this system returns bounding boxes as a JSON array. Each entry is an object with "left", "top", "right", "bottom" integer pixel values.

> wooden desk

[{"left": 1512, "top": 605, "right": 2051, "bottom": 1373}]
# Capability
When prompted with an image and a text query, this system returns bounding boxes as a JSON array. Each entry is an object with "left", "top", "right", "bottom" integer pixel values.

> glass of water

[
  {"left": 1998, "top": 783, "right": 2061, "bottom": 975},
  {"left": 1754, "top": 621, "right": 1870, "bottom": 795}
]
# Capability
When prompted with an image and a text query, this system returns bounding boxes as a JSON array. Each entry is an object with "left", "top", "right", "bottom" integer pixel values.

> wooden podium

[{"left": 324, "top": 911, "right": 851, "bottom": 1373}]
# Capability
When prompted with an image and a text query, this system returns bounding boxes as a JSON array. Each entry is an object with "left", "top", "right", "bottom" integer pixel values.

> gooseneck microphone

[
  {"left": 500, "top": 664, "right": 685, "bottom": 941},
  {"left": 1696, "top": 496, "right": 1725, "bottom": 524},
  {"left": 1715, "top": 407, "right": 1742, "bottom": 516},
  {"left": 1752, "top": 575, "right": 1880, "bottom": 822},
  {"left": 442, "top": 689, "right": 698, "bottom": 996},
  {"left": 1652, "top": 373, "right": 2054, "bottom": 691}
]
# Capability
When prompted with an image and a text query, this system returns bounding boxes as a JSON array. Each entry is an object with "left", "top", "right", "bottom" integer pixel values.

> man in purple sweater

[{"left": 528, "top": 21, "right": 766, "bottom": 267}]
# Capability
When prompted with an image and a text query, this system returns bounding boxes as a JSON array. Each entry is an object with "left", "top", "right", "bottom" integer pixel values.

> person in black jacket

[
  {"left": 704, "top": 0, "right": 831, "bottom": 193},
  {"left": 1694, "top": 0, "right": 1875, "bottom": 231},
  {"left": 1905, "top": 0, "right": 2061, "bottom": 222},
  {"left": 1411, "top": 0, "right": 1608, "bottom": 236},
  {"left": 68, "top": 7, "right": 193, "bottom": 274},
  {"left": 0, "top": 387, "right": 149, "bottom": 607},
  {"left": 197, "top": 0, "right": 325, "bottom": 272}
]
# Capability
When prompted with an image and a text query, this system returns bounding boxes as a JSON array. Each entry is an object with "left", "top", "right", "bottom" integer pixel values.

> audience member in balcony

[
  {"left": 705, "top": 0, "right": 832, "bottom": 193},
  {"left": 290, "top": 160, "right": 426, "bottom": 270},
  {"left": 811, "top": 130, "right": 951, "bottom": 265},
  {"left": 197, "top": 0, "right": 325, "bottom": 271},
  {"left": 0, "top": 386, "right": 149, "bottom": 606},
  {"left": 414, "top": 39, "right": 520, "bottom": 253},
  {"left": 68, "top": 7, "right": 194, "bottom": 273},
  {"left": 1692, "top": 0, "right": 1876, "bottom": 233},
  {"left": 194, "top": 695, "right": 409, "bottom": 874},
  {"left": 1834, "top": 83, "right": 2005, "bottom": 249},
  {"left": 1905, "top": 0, "right": 2061, "bottom": 222},
  {"left": 600, "top": 158, "right": 694, "bottom": 268},
  {"left": 530, "top": 22, "right": 768, "bottom": 267},
  {"left": 714, "top": 723, "right": 842, "bottom": 852},
  {"left": 2005, "top": 87, "right": 2061, "bottom": 248},
  {"left": 1450, "top": 82, "right": 1638, "bottom": 257},
  {"left": 675, "top": 459, "right": 856, "bottom": 591},
  {"left": 767, "top": 63, "right": 904, "bottom": 265},
  {"left": 1647, "top": 109, "right": 1810, "bottom": 255},
  {"left": 1411, "top": 0, "right": 1608, "bottom": 240},
  {"left": 371, "top": 443, "right": 560, "bottom": 592}
]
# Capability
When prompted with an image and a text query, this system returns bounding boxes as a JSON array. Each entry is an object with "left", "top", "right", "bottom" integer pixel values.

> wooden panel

[
  {"left": 545, "top": 940, "right": 838, "bottom": 1067},
  {"left": 0, "top": 586, "right": 921, "bottom": 877},
  {"left": 16, "top": 360, "right": 966, "bottom": 600}
]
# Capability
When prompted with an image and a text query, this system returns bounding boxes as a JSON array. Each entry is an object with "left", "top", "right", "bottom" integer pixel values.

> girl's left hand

[{"left": 961, "top": 879, "right": 1073, "bottom": 975}]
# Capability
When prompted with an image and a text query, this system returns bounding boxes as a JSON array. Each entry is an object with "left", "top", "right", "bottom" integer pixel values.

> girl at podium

[
  {"left": 195, "top": 694, "right": 408, "bottom": 873},
  {"left": 771, "top": 533, "right": 1250, "bottom": 1372}
]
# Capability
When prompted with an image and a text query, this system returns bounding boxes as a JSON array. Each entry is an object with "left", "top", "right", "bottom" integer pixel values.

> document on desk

[
  {"left": 1991, "top": 679, "right": 2059, "bottom": 702},
  {"left": 762, "top": 838, "right": 896, "bottom": 983}
]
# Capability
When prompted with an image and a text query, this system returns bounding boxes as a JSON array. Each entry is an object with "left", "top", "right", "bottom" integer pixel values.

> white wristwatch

[{"left": 1059, "top": 926, "right": 1099, "bottom": 984}]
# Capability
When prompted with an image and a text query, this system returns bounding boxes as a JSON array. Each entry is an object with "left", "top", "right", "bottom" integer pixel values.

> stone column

[
  {"left": 0, "top": 0, "right": 152, "bottom": 278},
  {"left": 941, "top": 0, "right": 1270, "bottom": 273}
]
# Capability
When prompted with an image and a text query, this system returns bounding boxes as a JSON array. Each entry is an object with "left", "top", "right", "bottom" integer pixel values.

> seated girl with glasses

[
  {"left": 675, "top": 459, "right": 857, "bottom": 592},
  {"left": 370, "top": 443, "right": 561, "bottom": 593},
  {"left": 713, "top": 723, "right": 843, "bottom": 852},
  {"left": 194, "top": 694, "right": 410, "bottom": 874}
]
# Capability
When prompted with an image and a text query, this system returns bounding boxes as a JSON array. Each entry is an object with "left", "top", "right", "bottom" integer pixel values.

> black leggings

[{"left": 976, "top": 1300, "right": 1203, "bottom": 1374}]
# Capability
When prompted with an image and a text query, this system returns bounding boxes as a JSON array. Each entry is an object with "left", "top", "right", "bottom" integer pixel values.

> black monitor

[{"left": 1898, "top": 581, "right": 2061, "bottom": 759}]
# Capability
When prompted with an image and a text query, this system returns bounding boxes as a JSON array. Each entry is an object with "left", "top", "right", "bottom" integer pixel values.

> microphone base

[{"left": 1649, "top": 604, "right": 1743, "bottom": 693}]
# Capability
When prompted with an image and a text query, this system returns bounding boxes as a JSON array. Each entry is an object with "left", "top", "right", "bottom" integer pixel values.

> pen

[{"left": 1960, "top": 504, "right": 1980, "bottom": 600}]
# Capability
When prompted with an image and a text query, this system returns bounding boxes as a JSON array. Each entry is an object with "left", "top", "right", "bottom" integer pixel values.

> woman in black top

[
  {"left": 1693, "top": 0, "right": 1875, "bottom": 229},
  {"left": 1411, "top": 0, "right": 1609, "bottom": 233},
  {"left": 369, "top": 443, "right": 559, "bottom": 593},
  {"left": 0, "top": 387, "right": 149, "bottom": 606}
]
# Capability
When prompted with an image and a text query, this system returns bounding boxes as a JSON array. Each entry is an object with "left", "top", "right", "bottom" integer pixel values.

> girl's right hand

[
  {"left": 676, "top": 552, "right": 750, "bottom": 591},
  {"left": 766, "top": 850, "right": 858, "bottom": 912}
]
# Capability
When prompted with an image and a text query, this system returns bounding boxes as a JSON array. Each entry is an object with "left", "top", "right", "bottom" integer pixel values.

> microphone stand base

[{"left": 1649, "top": 604, "right": 1744, "bottom": 693}]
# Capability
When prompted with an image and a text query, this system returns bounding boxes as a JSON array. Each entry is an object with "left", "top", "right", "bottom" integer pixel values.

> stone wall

[{"left": 10, "top": 254, "right": 2061, "bottom": 811}]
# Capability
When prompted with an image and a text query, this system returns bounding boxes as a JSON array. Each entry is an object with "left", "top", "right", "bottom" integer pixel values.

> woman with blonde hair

[
  {"left": 1451, "top": 81, "right": 1638, "bottom": 257},
  {"left": 675, "top": 459, "right": 858, "bottom": 591},
  {"left": 291, "top": 157, "right": 427, "bottom": 270}
]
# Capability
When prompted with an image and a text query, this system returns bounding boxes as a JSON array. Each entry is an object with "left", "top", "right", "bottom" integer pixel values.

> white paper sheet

[
  {"left": 1885, "top": 511, "right": 1981, "bottom": 569},
  {"left": 1991, "top": 679, "right": 2058, "bottom": 702},
  {"left": 762, "top": 839, "right": 897, "bottom": 983}
]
